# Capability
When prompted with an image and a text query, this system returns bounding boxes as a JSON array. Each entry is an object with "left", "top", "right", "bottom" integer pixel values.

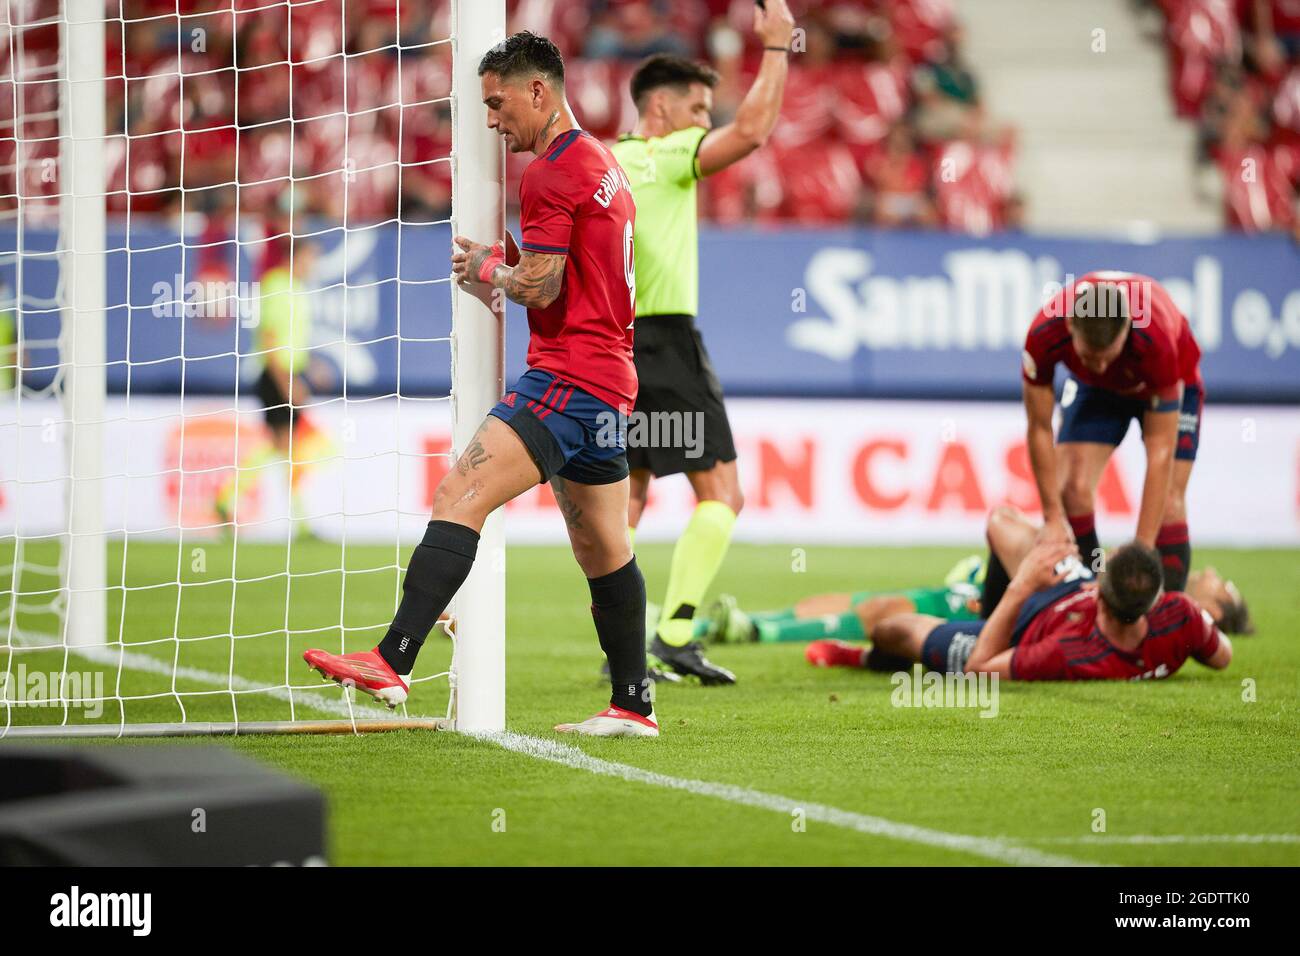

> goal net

[{"left": 0, "top": 0, "right": 506, "bottom": 737}]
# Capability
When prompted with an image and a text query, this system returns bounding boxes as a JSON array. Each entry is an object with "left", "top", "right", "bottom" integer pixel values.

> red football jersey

[
  {"left": 1011, "top": 587, "right": 1223, "bottom": 681},
  {"left": 1022, "top": 271, "right": 1203, "bottom": 405},
  {"left": 518, "top": 129, "right": 637, "bottom": 410}
]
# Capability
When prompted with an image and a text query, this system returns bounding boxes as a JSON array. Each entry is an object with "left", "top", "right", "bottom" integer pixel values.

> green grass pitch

[{"left": 2, "top": 538, "right": 1297, "bottom": 866}]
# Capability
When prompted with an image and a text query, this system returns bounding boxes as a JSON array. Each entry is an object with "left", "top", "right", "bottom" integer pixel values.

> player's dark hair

[
  {"left": 1098, "top": 542, "right": 1163, "bottom": 625},
  {"left": 1215, "top": 586, "right": 1255, "bottom": 636},
  {"left": 1069, "top": 280, "right": 1129, "bottom": 350},
  {"left": 477, "top": 31, "right": 565, "bottom": 86},
  {"left": 629, "top": 54, "right": 719, "bottom": 109}
]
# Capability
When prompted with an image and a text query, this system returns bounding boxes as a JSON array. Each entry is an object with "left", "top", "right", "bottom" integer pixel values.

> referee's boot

[{"left": 649, "top": 634, "right": 736, "bottom": 685}]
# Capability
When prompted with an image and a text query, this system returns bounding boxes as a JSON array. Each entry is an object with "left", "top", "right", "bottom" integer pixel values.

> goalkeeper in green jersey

[
  {"left": 610, "top": 0, "right": 795, "bottom": 685},
  {"left": 214, "top": 240, "right": 334, "bottom": 533},
  {"left": 698, "top": 556, "right": 986, "bottom": 646}
]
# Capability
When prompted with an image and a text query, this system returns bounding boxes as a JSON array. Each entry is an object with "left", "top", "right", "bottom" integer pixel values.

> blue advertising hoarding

[{"left": 5, "top": 222, "right": 1299, "bottom": 402}]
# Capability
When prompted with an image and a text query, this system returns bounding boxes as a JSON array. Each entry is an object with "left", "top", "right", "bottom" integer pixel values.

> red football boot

[
  {"left": 554, "top": 705, "right": 660, "bottom": 737},
  {"left": 303, "top": 647, "right": 409, "bottom": 709},
  {"left": 805, "top": 639, "right": 869, "bottom": 669}
]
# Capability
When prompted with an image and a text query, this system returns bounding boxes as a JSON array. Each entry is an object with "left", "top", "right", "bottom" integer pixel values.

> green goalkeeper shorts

[{"left": 848, "top": 585, "right": 981, "bottom": 621}]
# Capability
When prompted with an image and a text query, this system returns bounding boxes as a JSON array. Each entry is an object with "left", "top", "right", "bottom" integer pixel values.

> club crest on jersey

[{"left": 593, "top": 166, "right": 631, "bottom": 209}]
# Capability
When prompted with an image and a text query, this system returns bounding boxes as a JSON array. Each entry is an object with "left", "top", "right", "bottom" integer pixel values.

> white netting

[{"left": 0, "top": 0, "right": 484, "bottom": 735}]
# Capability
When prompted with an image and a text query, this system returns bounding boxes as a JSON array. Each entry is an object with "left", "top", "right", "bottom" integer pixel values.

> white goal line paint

[
  {"left": 1022, "top": 834, "right": 1300, "bottom": 845},
  {"left": 477, "top": 730, "right": 1094, "bottom": 867},
  {"left": 11, "top": 637, "right": 395, "bottom": 724}
]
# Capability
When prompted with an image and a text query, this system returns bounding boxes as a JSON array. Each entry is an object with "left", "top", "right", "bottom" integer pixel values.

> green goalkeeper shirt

[
  {"left": 256, "top": 266, "right": 313, "bottom": 379},
  {"left": 611, "top": 125, "right": 708, "bottom": 319}
]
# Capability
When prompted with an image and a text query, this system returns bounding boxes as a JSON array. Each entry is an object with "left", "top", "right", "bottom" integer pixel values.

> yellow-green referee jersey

[{"left": 611, "top": 125, "right": 708, "bottom": 318}]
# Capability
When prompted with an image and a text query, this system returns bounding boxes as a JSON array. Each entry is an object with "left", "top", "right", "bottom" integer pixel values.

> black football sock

[
  {"left": 589, "top": 557, "right": 651, "bottom": 717},
  {"left": 1070, "top": 512, "right": 1101, "bottom": 573},
  {"left": 980, "top": 549, "right": 1010, "bottom": 619},
  {"left": 864, "top": 646, "right": 913, "bottom": 672},
  {"left": 378, "top": 520, "right": 480, "bottom": 675},
  {"left": 1157, "top": 521, "right": 1191, "bottom": 592}
]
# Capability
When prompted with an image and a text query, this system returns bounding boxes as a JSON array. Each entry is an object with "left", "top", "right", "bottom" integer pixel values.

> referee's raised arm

[{"left": 696, "top": 0, "right": 796, "bottom": 177}]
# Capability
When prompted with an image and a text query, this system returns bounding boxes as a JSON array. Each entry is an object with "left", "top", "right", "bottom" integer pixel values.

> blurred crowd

[
  {"left": 1149, "top": 0, "right": 1300, "bottom": 233},
  {"left": 1, "top": 0, "right": 1021, "bottom": 236}
]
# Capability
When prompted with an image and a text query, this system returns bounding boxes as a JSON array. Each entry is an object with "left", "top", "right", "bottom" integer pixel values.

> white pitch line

[
  {"left": 15, "top": 639, "right": 393, "bottom": 723},
  {"left": 1022, "top": 834, "right": 1300, "bottom": 846},
  {"left": 478, "top": 730, "right": 1094, "bottom": 867}
]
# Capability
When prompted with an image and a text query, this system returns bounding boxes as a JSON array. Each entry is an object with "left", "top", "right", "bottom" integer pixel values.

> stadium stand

[
  {"left": 1, "top": 0, "right": 1021, "bottom": 234},
  {"left": 1148, "top": 0, "right": 1300, "bottom": 233}
]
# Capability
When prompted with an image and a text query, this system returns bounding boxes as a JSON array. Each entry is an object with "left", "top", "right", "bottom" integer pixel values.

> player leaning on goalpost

[
  {"left": 1010, "top": 272, "right": 1205, "bottom": 601},
  {"left": 305, "top": 32, "right": 661, "bottom": 738},
  {"left": 609, "top": 0, "right": 796, "bottom": 685}
]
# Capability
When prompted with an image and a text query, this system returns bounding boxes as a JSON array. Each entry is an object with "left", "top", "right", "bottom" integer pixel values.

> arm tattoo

[
  {"left": 496, "top": 252, "right": 565, "bottom": 309},
  {"left": 550, "top": 477, "right": 584, "bottom": 531}
]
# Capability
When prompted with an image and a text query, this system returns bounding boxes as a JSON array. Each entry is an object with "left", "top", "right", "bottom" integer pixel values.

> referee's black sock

[
  {"left": 378, "top": 520, "right": 480, "bottom": 675},
  {"left": 980, "top": 549, "right": 1010, "bottom": 619},
  {"left": 589, "top": 557, "right": 651, "bottom": 717}
]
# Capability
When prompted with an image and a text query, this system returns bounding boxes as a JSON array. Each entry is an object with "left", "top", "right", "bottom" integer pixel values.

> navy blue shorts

[
  {"left": 920, "top": 620, "right": 984, "bottom": 673},
  {"left": 1057, "top": 377, "right": 1203, "bottom": 461},
  {"left": 920, "top": 576, "right": 1090, "bottom": 673},
  {"left": 488, "top": 369, "right": 629, "bottom": 485}
]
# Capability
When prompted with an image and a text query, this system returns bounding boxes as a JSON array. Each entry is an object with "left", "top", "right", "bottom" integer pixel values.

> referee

[{"left": 612, "top": 0, "right": 794, "bottom": 684}]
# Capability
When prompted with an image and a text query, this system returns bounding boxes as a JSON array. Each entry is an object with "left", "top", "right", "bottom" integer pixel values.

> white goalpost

[
  {"left": 0, "top": 0, "right": 506, "bottom": 737},
  {"left": 448, "top": 0, "right": 506, "bottom": 733}
]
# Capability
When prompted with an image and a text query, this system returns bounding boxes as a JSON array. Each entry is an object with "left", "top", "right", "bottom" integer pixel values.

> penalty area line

[{"left": 477, "top": 730, "right": 1097, "bottom": 868}]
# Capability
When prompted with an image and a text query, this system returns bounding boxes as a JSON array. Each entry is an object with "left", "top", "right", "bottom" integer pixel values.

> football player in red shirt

[
  {"left": 305, "top": 32, "right": 657, "bottom": 737},
  {"left": 1018, "top": 272, "right": 1204, "bottom": 594},
  {"left": 807, "top": 507, "right": 1233, "bottom": 681}
]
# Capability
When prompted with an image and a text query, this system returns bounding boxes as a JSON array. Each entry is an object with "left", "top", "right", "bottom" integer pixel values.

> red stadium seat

[
  {"left": 835, "top": 60, "right": 912, "bottom": 161},
  {"left": 1219, "top": 143, "right": 1298, "bottom": 230},
  {"left": 932, "top": 139, "right": 1010, "bottom": 235},
  {"left": 566, "top": 60, "right": 637, "bottom": 141},
  {"left": 771, "top": 64, "right": 837, "bottom": 150},
  {"left": 1165, "top": 0, "right": 1240, "bottom": 117},
  {"left": 773, "top": 139, "right": 863, "bottom": 224}
]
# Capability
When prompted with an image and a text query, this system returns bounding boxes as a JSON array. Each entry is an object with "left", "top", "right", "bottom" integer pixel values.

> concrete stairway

[{"left": 955, "top": 0, "right": 1219, "bottom": 235}]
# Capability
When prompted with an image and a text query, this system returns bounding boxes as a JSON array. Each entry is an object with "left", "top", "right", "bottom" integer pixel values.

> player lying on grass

[
  {"left": 1021, "top": 272, "right": 1204, "bottom": 594},
  {"left": 701, "top": 555, "right": 1251, "bottom": 647},
  {"left": 806, "top": 506, "right": 1233, "bottom": 680},
  {"left": 305, "top": 32, "right": 660, "bottom": 738},
  {"left": 701, "top": 561, "right": 982, "bottom": 645}
]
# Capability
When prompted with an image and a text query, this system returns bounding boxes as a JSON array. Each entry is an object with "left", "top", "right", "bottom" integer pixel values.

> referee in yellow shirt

[{"left": 611, "top": 0, "right": 794, "bottom": 684}]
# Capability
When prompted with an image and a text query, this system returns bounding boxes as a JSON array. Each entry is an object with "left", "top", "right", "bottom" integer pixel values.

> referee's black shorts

[
  {"left": 255, "top": 366, "right": 295, "bottom": 430},
  {"left": 628, "top": 313, "right": 737, "bottom": 478}
]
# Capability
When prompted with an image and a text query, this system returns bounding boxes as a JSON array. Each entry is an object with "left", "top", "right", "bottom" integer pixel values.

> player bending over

[
  {"left": 1019, "top": 272, "right": 1204, "bottom": 595},
  {"left": 305, "top": 33, "right": 657, "bottom": 737},
  {"left": 609, "top": 0, "right": 796, "bottom": 685},
  {"left": 807, "top": 507, "right": 1232, "bottom": 681}
]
